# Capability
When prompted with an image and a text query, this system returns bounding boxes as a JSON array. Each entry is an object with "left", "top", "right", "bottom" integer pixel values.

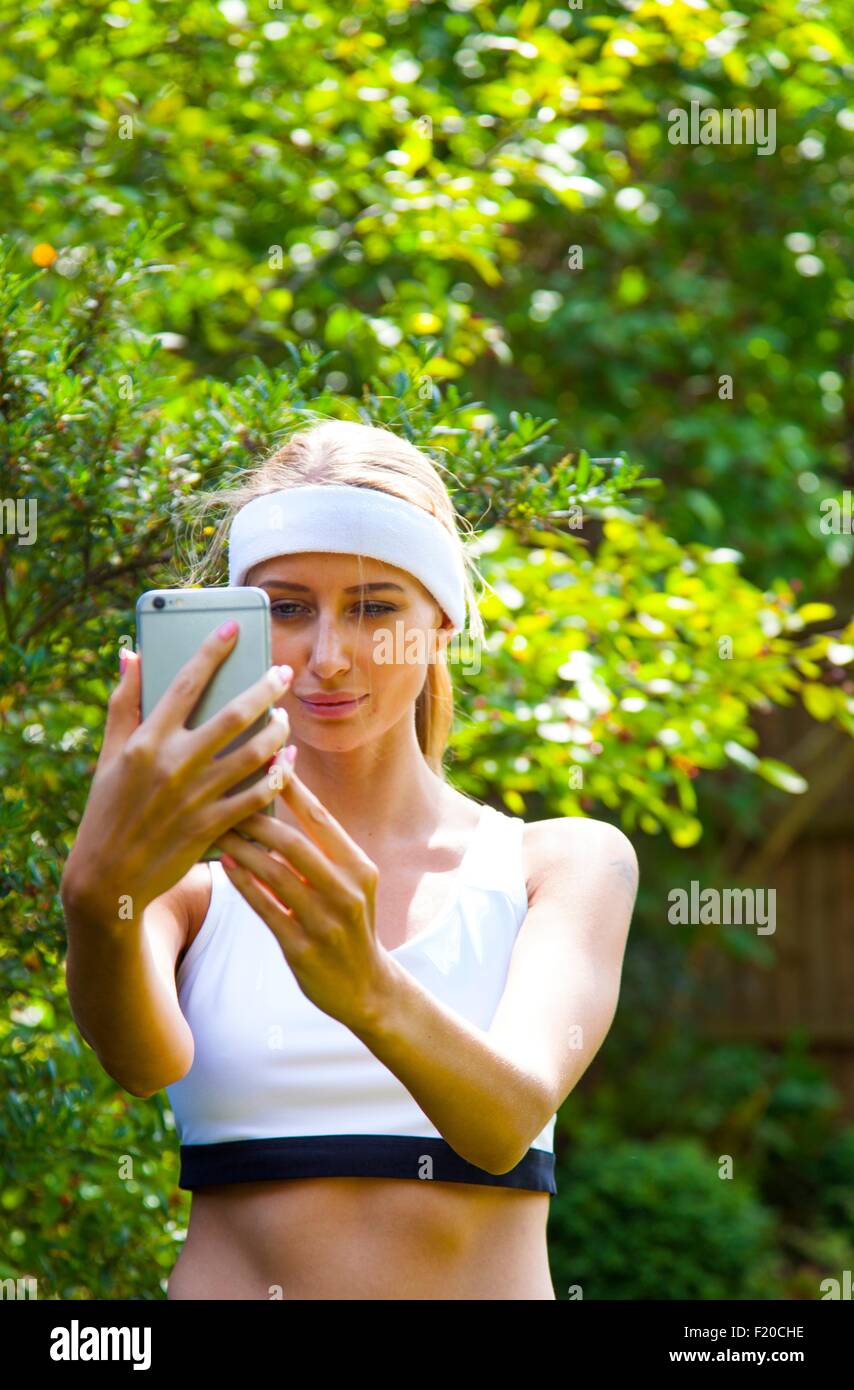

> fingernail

[
  {"left": 220, "top": 852, "right": 237, "bottom": 869},
  {"left": 217, "top": 619, "right": 239, "bottom": 640},
  {"left": 284, "top": 745, "right": 298, "bottom": 765},
  {"left": 272, "top": 664, "right": 293, "bottom": 689},
  {"left": 119, "top": 650, "right": 128, "bottom": 676}
]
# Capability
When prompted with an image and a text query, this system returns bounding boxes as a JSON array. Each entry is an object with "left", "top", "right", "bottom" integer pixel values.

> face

[{"left": 245, "top": 551, "right": 454, "bottom": 751}]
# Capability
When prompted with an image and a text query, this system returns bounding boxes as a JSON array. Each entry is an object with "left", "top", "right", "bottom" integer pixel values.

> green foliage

[
  {"left": 548, "top": 1134, "right": 782, "bottom": 1299},
  {"left": 2, "top": 225, "right": 850, "bottom": 1296},
  {"left": 806, "top": 1129, "right": 854, "bottom": 1236},
  {"left": 452, "top": 521, "right": 854, "bottom": 838},
  {"left": 0, "top": 0, "right": 850, "bottom": 587},
  {"left": 2, "top": 0, "right": 852, "bottom": 1299},
  {"left": 553, "top": 1033, "right": 854, "bottom": 1292},
  {"left": 0, "top": 1029, "right": 181, "bottom": 1299},
  {"left": 2, "top": 226, "right": 849, "bottom": 908}
]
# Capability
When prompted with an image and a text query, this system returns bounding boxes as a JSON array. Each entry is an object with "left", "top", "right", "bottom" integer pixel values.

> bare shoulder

[{"left": 521, "top": 816, "right": 639, "bottom": 905}]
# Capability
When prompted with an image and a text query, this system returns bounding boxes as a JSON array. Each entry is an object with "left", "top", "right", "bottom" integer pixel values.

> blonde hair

[{"left": 173, "top": 418, "right": 486, "bottom": 777}]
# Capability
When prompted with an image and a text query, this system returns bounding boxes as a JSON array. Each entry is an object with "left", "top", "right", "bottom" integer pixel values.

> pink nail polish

[
  {"left": 119, "top": 650, "right": 128, "bottom": 675},
  {"left": 284, "top": 745, "right": 298, "bottom": 764},
  {"left": 217, "top": 619, "right": 238, "bottom": 640}
]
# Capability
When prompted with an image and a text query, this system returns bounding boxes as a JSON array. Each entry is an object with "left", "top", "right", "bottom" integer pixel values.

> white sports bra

[{"left": 165, "top": 802, "right": 558, "bottom": 1194}]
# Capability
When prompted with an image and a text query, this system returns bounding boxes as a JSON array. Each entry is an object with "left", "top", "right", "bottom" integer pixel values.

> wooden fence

[{"left": 694, "top": 696, "right": 854, "bottom": 1116}]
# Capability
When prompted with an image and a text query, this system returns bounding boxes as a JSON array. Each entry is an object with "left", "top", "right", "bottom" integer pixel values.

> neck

[{"left": 277, "top": 711, "right": 452, "bottom": 851}]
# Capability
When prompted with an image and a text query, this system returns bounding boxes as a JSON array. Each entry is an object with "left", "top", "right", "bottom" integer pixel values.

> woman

[{"left": 61, "top": 420, "right": 638, "bottom": 1300}]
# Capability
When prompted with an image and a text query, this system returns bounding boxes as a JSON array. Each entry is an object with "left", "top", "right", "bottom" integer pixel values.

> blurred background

[{"left": 1, "top": 0, "right": 852, "bottom": 1299}]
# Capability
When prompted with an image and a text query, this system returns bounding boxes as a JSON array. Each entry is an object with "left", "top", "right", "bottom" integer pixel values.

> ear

[{"left": 432, "top": 606, "right": 455, "bottom": 657}]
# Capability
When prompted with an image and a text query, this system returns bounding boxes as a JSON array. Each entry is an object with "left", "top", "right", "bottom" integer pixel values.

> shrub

[{"left": 548, "top": 1136, "right": 782, "bottom": 1300}]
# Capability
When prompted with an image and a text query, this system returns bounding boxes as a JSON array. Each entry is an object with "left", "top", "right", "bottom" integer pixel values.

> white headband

[{"left": 227, "top": 484, "right": 468, "bottom": 635}]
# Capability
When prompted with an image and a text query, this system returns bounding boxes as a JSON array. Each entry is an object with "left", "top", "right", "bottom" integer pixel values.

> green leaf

[
  {"left": 756, "top": 759, "right": 808, "bottom": 794},
  {"left": 723, "top": 741, "right": 759, "bottom": 771},
  {"left": 684, "top": 489, "right": 724, "bottom": 532}
]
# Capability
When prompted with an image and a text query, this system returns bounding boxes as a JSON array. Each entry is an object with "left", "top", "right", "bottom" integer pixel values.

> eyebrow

[{"left": 258, "top": 580, "right": 407, "bottom": 595}]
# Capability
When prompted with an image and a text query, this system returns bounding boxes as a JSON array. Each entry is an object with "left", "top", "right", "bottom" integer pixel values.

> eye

[
  {"left": 270, "top": 601, "right": 398, "bottom": 619},
  {"left": 270, "top": 602, "right": 306, "bottom": 618},
  {"left": 360, "top": 602, "right": 398, "bottom": 617}
]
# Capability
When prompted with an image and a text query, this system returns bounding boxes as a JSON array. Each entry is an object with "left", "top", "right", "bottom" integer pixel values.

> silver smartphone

[{"left": 135, "top": 587, "right": 274, "bottom": 862}]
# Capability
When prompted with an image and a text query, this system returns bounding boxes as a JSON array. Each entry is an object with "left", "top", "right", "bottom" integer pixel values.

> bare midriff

[
  {"left": 167, "top": 808, "right": 556, "bottom": 1300},
  {"left": 166, "top": 1177, "right": 554, "bottom": 1300}
]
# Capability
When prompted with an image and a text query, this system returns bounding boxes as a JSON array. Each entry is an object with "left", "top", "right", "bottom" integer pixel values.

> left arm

[
  {"left": 216, "top": 779, "right": 638, "bottom": 1177},
  {"left": 349, "top": 950, "right": 553, "bottom": 1175},
  {"left": 353, "top": 817, "right": 639, "bottom": 1173}
]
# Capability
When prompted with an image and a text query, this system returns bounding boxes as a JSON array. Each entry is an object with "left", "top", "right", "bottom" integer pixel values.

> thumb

[{"left": 101, "top": 649, "right": 142, "bottom": 762}]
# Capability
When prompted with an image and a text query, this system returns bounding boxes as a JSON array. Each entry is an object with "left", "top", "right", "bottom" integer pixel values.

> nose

[{"left": 307, "top": 611, "right": 351, "bottom": 680}]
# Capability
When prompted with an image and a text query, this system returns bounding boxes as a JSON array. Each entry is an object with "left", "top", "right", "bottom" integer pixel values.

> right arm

[
  {"left": 59, "top": 625, "right": 294, "bottom": 1097},
  {"left": 62, "top": 872, "right": 199, "bottom": 1098}
]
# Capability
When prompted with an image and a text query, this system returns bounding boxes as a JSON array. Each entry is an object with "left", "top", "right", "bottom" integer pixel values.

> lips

[
  {"left": 298, "top": 694, "right": 368, "bottom": 716},
  {"left": 299, "top": 694, "right": 363, "bottom": 706}
]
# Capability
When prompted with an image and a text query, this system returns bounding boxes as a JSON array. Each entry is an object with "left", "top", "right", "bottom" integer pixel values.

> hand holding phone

[
  {"left": 137, "top": 587, "right": 278, "bottom": 860},
  {"left": 60, "top": 593, "right": 294, "bottom": 926}
]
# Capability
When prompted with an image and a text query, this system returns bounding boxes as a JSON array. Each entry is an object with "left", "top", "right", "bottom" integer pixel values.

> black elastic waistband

[{"left": 177, "top": 1134, "right": 557, "bottom": 1194}]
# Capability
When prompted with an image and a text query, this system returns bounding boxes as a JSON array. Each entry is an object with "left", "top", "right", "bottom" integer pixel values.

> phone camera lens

[{"left": 153, "top": 596, "right": 166, "bottom": 609}]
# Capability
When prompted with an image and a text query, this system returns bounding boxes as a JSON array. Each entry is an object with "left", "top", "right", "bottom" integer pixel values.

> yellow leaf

[
  {"left": 267, "top": 289, "right": 293, "bottom": 314},
  {"left": 801, "top": 22, "right": 848, "bottom": 61},
  {"left": 796, "top": 602, "right": 835, "bottom": 624},
  {"left": 802, "top": 683, "right": 835, "bottom": 721},
  {"left": 603, "top": 519, "right": 638, "bottom": 548},
  {"left": 456, "top": 247, "right": 502, "bottom": 286},
  {"left": 407, "top": 311, "right": 442, "bottom": 334},
  {"left": 399, "top": 136, "right": 432, "bottom": 174},
  {"left": 721, "top": 51, "right": 750, "bottom": 86},
  {"left": 672, "top": 818, "right": 703, "bottom": 848},
  {"left": 422, "top": 356, "right": 463, "bottom": 379}
]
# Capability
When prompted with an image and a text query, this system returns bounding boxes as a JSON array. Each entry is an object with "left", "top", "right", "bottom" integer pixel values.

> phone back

[{"left": 135, "top": 587, "right": 273, "bottom": 860}]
